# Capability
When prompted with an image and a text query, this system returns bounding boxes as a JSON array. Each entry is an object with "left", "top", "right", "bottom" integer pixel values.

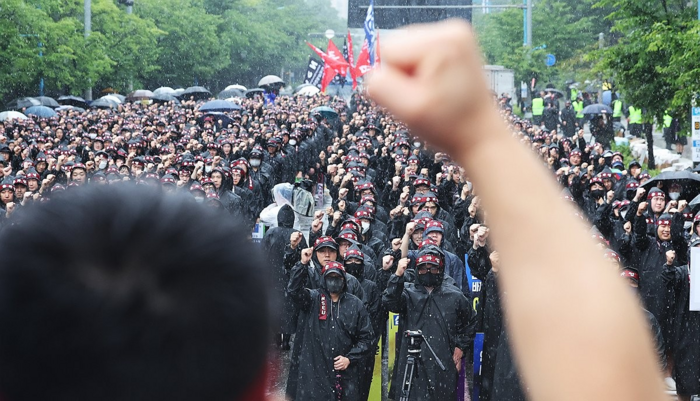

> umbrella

[
  {"left": 173, "top": 88, "right": 185, "bottom": 96},
  {"left": 34, "top": 96, "right": 60, "bottom": 108},
  {"left": 58, "top": 95, "right": 88, "bottom": 108},
  {"left": 297, "top": 86, "right": 320, "bottom": 97},
  {"left": 101, "top": 95, "right": 123, "bottom": 104},
  {"left": 225, "top": 84, "right": 247, "bottom": 92},
  {"left": 90, "top": 98, "right": 118, "bottom": 109},
  {"left": 582, "top": 103, "right": 613, "bottom": 115},
  {"left": 544, "top": 88, "right": 565, "bottom": 98},
  {"left": 5, "top": 97, "right": 40, "bottom": 110},
  {"left": 295, "top": 83, "right": 315, "bottom": 92},
  {"left": 56, "top": 105, "right": 86, "bottom": 113},
  {"left": 0, "top": 111, "right": 27, "bottom": 121},
  {"left": 217, "top": 89, "right": 244, "bottom": 99},
  {"left": 642, "top": 171, "right": 700, "bottom": 203},
  {"left": 245, "top": 88, "right": 265, "bottom": 98},
  {"left": 151, "top": 94, "right": 181, "bottom": 104},
  {"left": 110, "top": 94, "right": 126, "bottom": 103},
  {"left": 178, "top": 86, "right": 211, "bottom": 101},
  {"left": 25, "top": 105, "right": 57, "bottom": 118},
  {"left": 127, "top": 89, "right": 154, "bottom": 101},
  {"left": 311, "top": 106, "right": 339, "bottom": 120},
  {"left": 199, "top": 100, "right": 241, "bottom": 112},
  {"left": 153, "top": 87, "right": 175, "bottom": 95},
  {"left": 258, "top": 75, "right": 284, "bottom": 87}
]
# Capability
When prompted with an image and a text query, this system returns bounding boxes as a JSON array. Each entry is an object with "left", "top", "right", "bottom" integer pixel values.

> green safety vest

[
  {"left": 629, "top": 106, "right": 642, "bottom": 124},
  {"left": 570, "top": 88, "right": 578, "bottom": 101},
  {"left": 612, "top": 100, "right": 623, "bottom": 118},
  {"left": 663, "top": 113, "right": 672, "bottom": 128},
  {"left": 573, "top": 100, "right": 584, "bottom": 118},
  {"left": 532, "top": 98, "right": 544, "bottom": 116}
]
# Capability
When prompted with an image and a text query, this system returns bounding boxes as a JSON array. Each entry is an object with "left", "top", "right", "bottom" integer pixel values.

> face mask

[
  {"left": 194, "top": 196, "right": 204, "bottom": 203},
  {"left": 590, "top": 189, "right": 604, "bottom": 199},
  {"left": 345, "top": 262, "right": 364, "bottom": 279},
  {"left": 417, "top": 272, "right": 441, "bottom": 287},
  {"left": 250, "top": 159, "right": 261, "bottom": 167},
  {"left": 325, "top": 276, "right": 344, "bottom": 294},
  {"left": 89, "top": 133, "right": 97, "bottom": 139},
  {"left": 413, "top": 142, "right": 421, "bottom": 148},
  {"left": 361, "top": 221, "right": 370, "bottom": 234},
  {"left": 205, "top": 166, "right": 212, "bottom": 173},
  {"left": 669, "top": 192, "right": 681, "bottom": 200},
  {"left": 98, "top": 160, "right": 107, "bottom": 170},
  {"left": 684, "top": 221, "right": 692, "bottom": 230},
  {"left": 289, "top": 139, "right": 297, "bottom": 146}
]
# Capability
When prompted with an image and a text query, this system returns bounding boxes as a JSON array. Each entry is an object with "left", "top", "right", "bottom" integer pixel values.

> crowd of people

[{"left": 0, "top": 71, "right": 698, "bottom": 400}]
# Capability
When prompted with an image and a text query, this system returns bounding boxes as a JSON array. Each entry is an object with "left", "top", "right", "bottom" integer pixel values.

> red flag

[
  {"left": 354, "top": 39, "right": 373, "bottom": 79},
  {"left": 306, "top": 42, "right": 348, "bottom": 76},
  {"left": 326, "top": 39, "right": 348, "bottom": 76},
  {"left": 320, "top": 63, "right": 337, "bottom": 93},
  {"left": 347, "top": 30, "right": 356, "bottom": 85}
]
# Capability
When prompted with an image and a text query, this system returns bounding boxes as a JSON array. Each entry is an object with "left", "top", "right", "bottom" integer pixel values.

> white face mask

[
  {"left": 98, "top": 160, "right": 108, "bottom": 170},
  {"left": 205, "top": 166, "right": 212, "bottom": 173},
  {"left": 361, "top": 221, "right": 370, "bottom": 234},
  {"left": 413, "top": 142, "right": 421, "bottom": 148},
  {"left": 89, "top": 133, "right": 97, "bottom": 139},
  {"left": 250, "top": 159, "right": 261, "bottom": 167},
  {"left": 684, "top": 221, "right": 693, "bottom": 230},
  {"left": 669, "top": 192, "right": 681, "bottom": 200},
  {"left": 289, "top": 139, "right": 297, "bottom": 146}
]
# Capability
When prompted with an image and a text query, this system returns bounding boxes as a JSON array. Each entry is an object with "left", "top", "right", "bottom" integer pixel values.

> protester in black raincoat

[
  {"left": 343, "top": 245, "right": 382, "bottom": 401},
  {"left": 382, "top": 247, "right": 475, "bottom": 401},
  {"left": 287, "top": 259, "right": 374, "bottom": 401},
  {"left": 261, "top": 204, "right": 307, "bottom": 349}
]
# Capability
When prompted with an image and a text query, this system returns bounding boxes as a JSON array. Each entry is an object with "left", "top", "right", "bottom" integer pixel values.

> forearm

[{"left": 457, "top": 109, "right": 664, "bottom": 401}]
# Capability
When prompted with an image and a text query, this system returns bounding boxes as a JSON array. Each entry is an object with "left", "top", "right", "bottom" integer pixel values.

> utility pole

[
  {"left": 598, "top": 32, "right": 604, "bottom": 102},
  {"left": 523, "top": 0, "right": 532, "bottom": 46},
  {"left": 84, "top": 0, "right": 92, "bottom": 101},
  {"left": 126, "top": 0, "right": 133, "bottom": 91}
]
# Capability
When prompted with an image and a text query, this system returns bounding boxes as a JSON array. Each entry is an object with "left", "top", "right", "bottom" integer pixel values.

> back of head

[{"left": 0, "top": 185, "right": 269, "bottom": 401}]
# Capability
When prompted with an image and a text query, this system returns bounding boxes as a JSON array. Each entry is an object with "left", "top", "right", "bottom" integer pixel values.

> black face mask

[
  {"left": 417, "top": 272, "right": 442, "bottom": 287},
  {"left": 325, "top": 276, "right": 345, "bottom": 294},
  {"left": 345, "top": 262, "right": 364, "bottom": 279},
  {"left": 590, "top": 189, "right": 604, "bottom": 199}
]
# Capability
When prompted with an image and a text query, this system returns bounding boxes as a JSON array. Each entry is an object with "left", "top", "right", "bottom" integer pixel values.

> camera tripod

[{"left": 399, "top": 330, "right": 446, "bottom": 401}]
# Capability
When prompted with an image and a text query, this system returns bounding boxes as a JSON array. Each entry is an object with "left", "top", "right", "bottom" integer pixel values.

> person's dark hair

[{"left": 0, "top": 185, "right": 269, "bottom": 401}]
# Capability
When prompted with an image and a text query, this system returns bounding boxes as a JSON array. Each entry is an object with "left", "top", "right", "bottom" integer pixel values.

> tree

[{"left": 594, "top": 0, "right": 699, "bottom": 167}]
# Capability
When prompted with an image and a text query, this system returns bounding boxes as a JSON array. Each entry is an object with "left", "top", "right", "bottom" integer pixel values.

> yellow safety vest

[
  {"left": 573, "top": 100, "right": 584, "bottom": 118},
  {"left": 532, "top": 98, "right": 544, "bottom": 116},
  {"left": 612, "top": 100, "right": 623, "bottom": 118},
  {"left": 570, "top": 88, "right": 578, "bottom": 101},
  {"left": 629, "top": 106, "right": 642, "bottom": 124},
  {"left": 663, "top": 113, "right": 672, "bottom": 128}
]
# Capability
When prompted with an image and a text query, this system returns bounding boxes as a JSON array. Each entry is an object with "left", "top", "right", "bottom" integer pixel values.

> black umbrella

[
  {"left": 199, "top": 100, "right": 241, "bottom": 112},
  {"left": 217, "top": 89, "right": 244, "bottom": 99},
  {"left": 34, "top": 96, "right": 60, "bottom": 108},
  {"left": 245, "top": 88, "right": 265, "bottom": 99},
  {"left": 90, "top": 98, "right": 118, "bottom": 109},
  {"left": 178, "top": 86, "right": 211, "bottom": 101},
  {"left": 5, "top": 97, "right": 40, "bottom": 110},
  {"left": 58, "top": 95, "right": 88, "bottom": 108},
  {"left": 642, "top": 171, "right": 700, "bottom": 202},
  {"left": 582, "top": 103, "right": 613, "bottom": 115},
  {"left": 151, "top": 94, "right": 181, "bottom": 105},
  {"left": 544, "top": 88, "right": 565, "bottom": 98}
]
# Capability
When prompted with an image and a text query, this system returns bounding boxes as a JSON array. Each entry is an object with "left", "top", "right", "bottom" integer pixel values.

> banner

[
  {"left": 691, "top": 247, "right": 700, "bottom": 311},
  {"left": 303, "top": 56, "right": 324, "bottom": 88},
  {"left": 363, "top": 0, "right": 376, "bottom": 65}
]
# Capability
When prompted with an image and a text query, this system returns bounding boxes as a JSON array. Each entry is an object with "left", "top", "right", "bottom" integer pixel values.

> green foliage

[
  {"left": 594, "top": 0, "right": 699, "bottom": 133},
  {"left": 473, "top": 0, "right": 616, "bottom": 89},
  {"left": 0, "top": 0, "right": 345, "bottom": 103}
]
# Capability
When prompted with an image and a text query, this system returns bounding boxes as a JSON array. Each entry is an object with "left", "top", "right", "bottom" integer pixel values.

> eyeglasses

[{"left": 416, "top": 265, "right": 442, "bottom": 274}]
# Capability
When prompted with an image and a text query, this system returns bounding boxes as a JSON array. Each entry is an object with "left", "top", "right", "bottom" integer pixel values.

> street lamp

[{"left": 325, "top": 29, "right": 335, "bottom": 40}]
